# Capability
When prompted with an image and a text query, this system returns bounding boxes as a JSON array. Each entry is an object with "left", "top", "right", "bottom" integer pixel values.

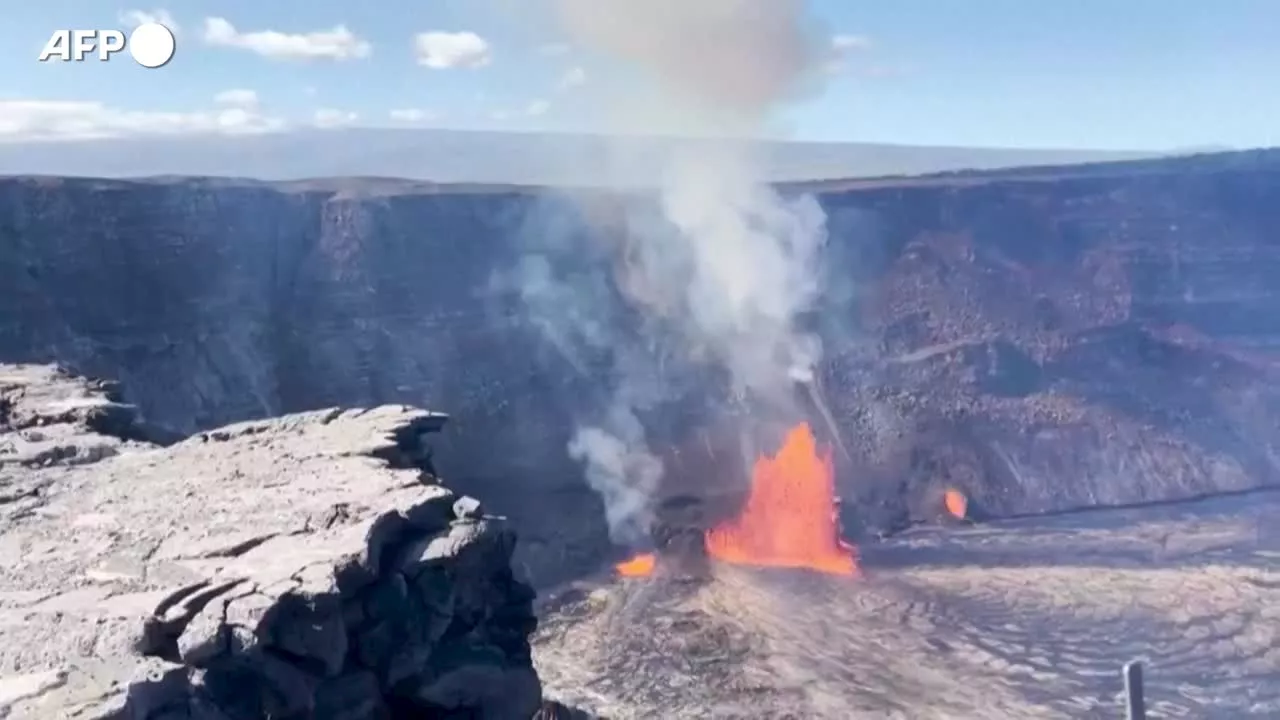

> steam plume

[
  {"left": 554, "top": 0, "right": 819, "bottom": 114},
  {"left": 515, "top": 0, "right": 835, "bottom": 545}
]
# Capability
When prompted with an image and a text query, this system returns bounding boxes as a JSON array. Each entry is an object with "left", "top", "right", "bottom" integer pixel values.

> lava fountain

[
  {"left": 615, "top": 552, "right": 656, "bottom": 577},
  {"left": 943, "top": 488, "right": 968, "bottom": 520},
  {"left": 616, "top": 421, "right": 857, "bottom": 578},
  {"left": 705, "top": 422, "right": 856, "bottom": 575}
]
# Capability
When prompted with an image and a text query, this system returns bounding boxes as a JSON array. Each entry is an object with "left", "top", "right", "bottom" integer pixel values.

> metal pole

[{"left": 1123, "top": 660, "right": 1146, "bottom": 720}]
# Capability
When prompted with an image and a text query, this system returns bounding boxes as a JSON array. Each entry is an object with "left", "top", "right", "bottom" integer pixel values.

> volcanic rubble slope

[
  {"left": 0, "top": 362, "right": 586, "bottom": 719},
  {"left": 533, "top": 490, "right": 1280, "bottom": 720}
]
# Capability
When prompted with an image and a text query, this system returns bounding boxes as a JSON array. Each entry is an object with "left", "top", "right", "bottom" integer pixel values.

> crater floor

[{"left": 532, "top": 491, "right": 1280, "bottom": 719}]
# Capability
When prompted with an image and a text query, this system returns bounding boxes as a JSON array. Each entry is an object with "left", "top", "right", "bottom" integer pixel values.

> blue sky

[{"left": 2, "top": 0, "right": 1276, "bottom": 150}]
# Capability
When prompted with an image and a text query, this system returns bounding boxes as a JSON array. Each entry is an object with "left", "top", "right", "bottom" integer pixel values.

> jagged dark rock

[
  {"left": 0, "top": 364, "right": 579, "bottom": 719},
  {"left": 647, "top": 495, "right": 711, "bottom": 582}
]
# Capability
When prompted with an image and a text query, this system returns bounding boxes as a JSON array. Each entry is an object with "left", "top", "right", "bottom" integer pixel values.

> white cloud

[
  {"left": 826, "top": 33, "right": 874, "bottom": 74},
  {"left": 525, "top": 100, "right": 550, "bottom": 117},
  {"left": 538, "top": 42, "right": 571, "bottom": 56},
  {"left": 210, "top": 107, "right": 277, "bottom": 132},
  {"left": 0, "top": 100, "right": 284, "bottom": 142},
  {"left": 118, "top": 8, "right": 179, "bottom": 33},
  {"left": 312, "top": 108, "right": 359, "bottom": 128},
  {"left": 413, "top": 31, "right": 491, "bottom": 69},
  {"left": 213, "top": 88, "right": 258, "bottom": 107},
  {"left": 489, "top": 109, "right": 510, "bottom": 122},
  {"left": 203, "top": 17, "right": 371, "bottom": 60},
  {"left": 831, "top": 34, "right": 873, "bottom": 52},
  {"left": 388, "top": 108, "right": 438, "bottom": 123},
  {"left": 557, "top": 66, "right": 586, "bottom": 92}
]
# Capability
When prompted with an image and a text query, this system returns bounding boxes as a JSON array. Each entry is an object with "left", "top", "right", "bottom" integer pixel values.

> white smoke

[
  {"left": 568, "top": 408, "right": 663, "bottom": 545},
  {"left": 518, "top": 0, "right": 834, "bottom": 545}
]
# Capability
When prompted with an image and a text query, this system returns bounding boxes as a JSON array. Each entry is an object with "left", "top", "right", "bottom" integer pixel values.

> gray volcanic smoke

[
  {"left": 508, "top": 0, "right": 836, "bottom": 545},
  {"left": 554, "top": 0, "right": 819, "bottom": 113}
]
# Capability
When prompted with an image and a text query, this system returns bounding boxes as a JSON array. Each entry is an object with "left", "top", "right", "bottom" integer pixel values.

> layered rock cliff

[
  {"left": 0, "top": 364, "right": 548, "bottom": 719},
  {"left": 2, "top": 149, "right": 1279, "bottom": 584}
]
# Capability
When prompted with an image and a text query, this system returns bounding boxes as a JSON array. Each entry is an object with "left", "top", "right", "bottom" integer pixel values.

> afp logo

[{"left": 38, "top": 22, "right": 176, "bottom": 69}]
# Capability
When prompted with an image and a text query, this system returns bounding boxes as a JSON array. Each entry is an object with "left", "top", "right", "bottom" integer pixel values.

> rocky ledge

[{"left": 0, "top": 364, "right": 552, "bottom": 719}]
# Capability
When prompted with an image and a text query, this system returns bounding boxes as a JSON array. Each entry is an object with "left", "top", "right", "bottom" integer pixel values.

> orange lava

[
  {"left": 943, "top": 488, "right": 968, "bottom": 519},
  {"left": 704, "top": 422, "right": 857, "bottom": 575},
  {"left": 615, "top": 552, "right": 656, "bottom": 577}
]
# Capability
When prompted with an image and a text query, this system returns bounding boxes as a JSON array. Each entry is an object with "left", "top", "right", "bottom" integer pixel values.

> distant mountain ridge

[{"left": 0, "top": 128, "right": 1162, "bottom": 185}]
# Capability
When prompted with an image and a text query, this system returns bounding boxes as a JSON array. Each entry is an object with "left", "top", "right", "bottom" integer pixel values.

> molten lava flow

[
  {"left": 705, "top": 422, "right": 857, "bottom": 575},
  {"left": 943, "top": 488, "right": 968, "bottom": 520},
  {"left": 615, "top": 552, "right": 656, "bottom": 577}
]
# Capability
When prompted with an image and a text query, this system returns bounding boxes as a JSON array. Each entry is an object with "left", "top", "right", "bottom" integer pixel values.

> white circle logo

[{"left": 129, "top": 22, "right": 175, "bottom": 68}]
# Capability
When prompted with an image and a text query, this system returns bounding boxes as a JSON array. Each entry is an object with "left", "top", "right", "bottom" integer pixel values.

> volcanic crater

[{"left": 4, "top": 150, "right": 1280, "bottom": 718}]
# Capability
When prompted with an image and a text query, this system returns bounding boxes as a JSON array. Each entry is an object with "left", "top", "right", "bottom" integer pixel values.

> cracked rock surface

[{"left": 0, "top": 364, "right": 543, "bottom": 719}]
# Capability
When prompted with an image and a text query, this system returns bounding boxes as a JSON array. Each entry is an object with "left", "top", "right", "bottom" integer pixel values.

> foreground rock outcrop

[{"left": 0, "top": 364, "right": 544, "bottom": 719}]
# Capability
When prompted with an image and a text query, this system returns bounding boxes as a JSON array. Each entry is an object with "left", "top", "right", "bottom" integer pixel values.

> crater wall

[{"left": 3, "top": 150, "right": 1279, "bottom": 583}]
